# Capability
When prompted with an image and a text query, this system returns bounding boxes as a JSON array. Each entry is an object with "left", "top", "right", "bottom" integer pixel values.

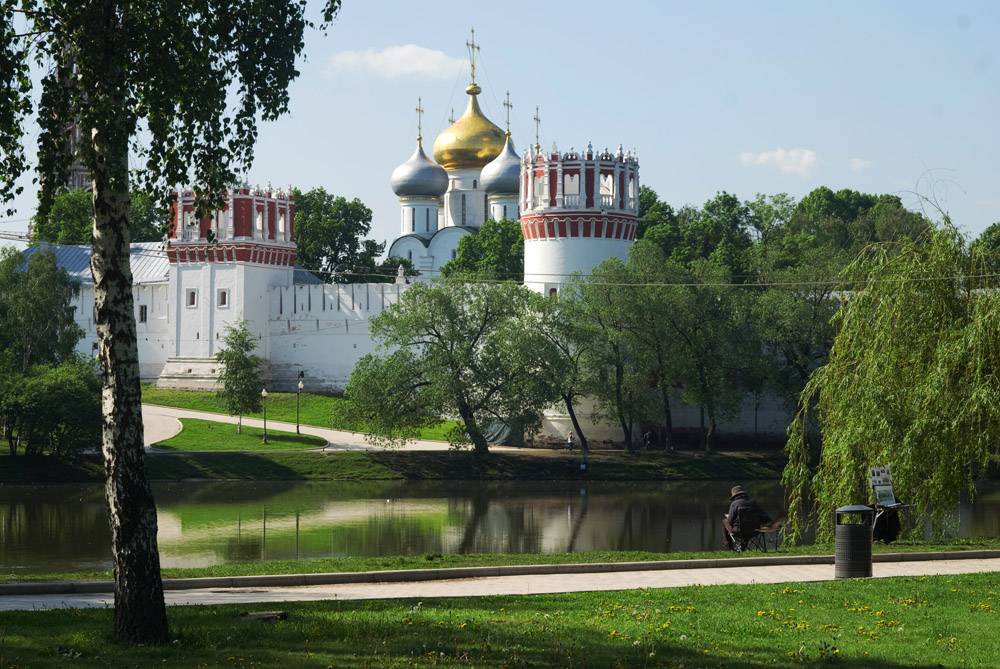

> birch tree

[{"left": 0, "top": 0, "right": 341, "bottom": 643}]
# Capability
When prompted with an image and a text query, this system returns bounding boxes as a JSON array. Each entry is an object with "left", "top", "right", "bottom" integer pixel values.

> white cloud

[
  {"left": 849, "top": 157, "right": 873, "bottom": 171},
  {"left": 737, "top": 147, "right": 820, "bottom": 178},
  {"left": 325, "top": 45, "right": 463, "bottom": 80}
]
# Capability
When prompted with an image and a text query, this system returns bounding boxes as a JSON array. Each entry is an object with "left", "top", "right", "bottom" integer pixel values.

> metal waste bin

[{"left": 835, "top": 505, "right": 874, "bottom": 579}]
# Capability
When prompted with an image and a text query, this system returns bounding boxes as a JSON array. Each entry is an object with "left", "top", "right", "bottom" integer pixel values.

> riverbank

[
  {"left": 0, "top": 448, "right": 787, "bottom": 484},
  {"left": 5, "top": 540, "right": 1000, "bottom": 584}
]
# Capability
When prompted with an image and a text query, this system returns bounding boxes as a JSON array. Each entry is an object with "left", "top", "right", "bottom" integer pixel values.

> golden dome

[{"left": 432, "top": 84, "right": 505, "bottom": 171}]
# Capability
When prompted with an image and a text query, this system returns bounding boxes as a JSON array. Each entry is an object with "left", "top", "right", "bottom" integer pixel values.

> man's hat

[{"left": 730, "top": 485, "right": 746, "bottom": 500}]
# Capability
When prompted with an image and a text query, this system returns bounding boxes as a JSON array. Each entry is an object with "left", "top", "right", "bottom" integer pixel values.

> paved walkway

[
  {"left": 141, "top": 404, "right": 518, "bottom": 452},
  {"left": 4, "top": 554, "right": 1000, "bottom": 611}
]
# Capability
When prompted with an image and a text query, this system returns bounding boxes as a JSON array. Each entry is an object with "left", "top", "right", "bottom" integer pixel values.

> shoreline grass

[
  {"left": 0, "top": 449, "right": 788, "bottom": 484},
  {"left": 2, "top": 572, "right": 1000, "bottom": 667},
  {"left": 4, "top": 538, "right": 999, "bottom": 584}
]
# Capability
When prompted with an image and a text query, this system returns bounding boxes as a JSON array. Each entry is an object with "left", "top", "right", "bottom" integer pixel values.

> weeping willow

[{"left": 783, "top": 222, "right": 1000, "bottom": 543}]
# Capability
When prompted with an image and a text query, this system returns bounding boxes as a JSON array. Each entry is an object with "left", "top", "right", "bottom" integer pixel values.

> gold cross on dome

[
  {"left": 449, "top": 108, "right": 455, "bottom": 124},
  {"left": 415, "top": 97, "right": 424, "bottom": 144},
  {"left": 466, "top": 28, "right": 480, "bottom": 82},
  {"left": 533, "top": 106, "right": 542, "bottom": 152},
  {"left": 503, "top": 91, "right": 513, "bottom": 135}
]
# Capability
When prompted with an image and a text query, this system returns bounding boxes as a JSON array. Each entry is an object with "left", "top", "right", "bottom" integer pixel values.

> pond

[{"left": 2, "top": 479, "right": 998, "bottom": 575}]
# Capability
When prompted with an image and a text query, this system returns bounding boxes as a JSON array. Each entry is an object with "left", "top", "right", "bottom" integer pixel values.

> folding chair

[
  {"left": 727, "top": 508, "right": 781, "bottom": 552},
  {"left": 868, "top": 465, "right": 912, "bottom": 543}
]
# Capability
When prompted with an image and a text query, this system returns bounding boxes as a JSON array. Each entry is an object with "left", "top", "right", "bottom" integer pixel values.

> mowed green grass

[
  {"left": 141, "top": 385, "right": 460, "bottom": 442},
  {"left": 2, "top": 572, "right": 999, "bottom": 667},
  {"left": 152, "top": 419, "right": 327, "bottom": 451}
]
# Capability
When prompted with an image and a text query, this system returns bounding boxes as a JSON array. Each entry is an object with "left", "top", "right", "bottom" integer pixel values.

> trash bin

[{"left": 834, "top": 505, "right": 874, "bottom": 579}]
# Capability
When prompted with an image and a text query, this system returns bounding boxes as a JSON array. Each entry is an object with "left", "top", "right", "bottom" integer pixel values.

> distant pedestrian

[{"left": 567, "top": 432, "right": 574, "bottom": 451}]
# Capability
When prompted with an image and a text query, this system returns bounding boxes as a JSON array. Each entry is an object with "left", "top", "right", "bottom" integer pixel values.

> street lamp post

[
  {"left": 261, "top": 388, "right": 268, "bottom": 444},
  {"left": 296, "top": 381, "right": 304, "bottom": 435}
]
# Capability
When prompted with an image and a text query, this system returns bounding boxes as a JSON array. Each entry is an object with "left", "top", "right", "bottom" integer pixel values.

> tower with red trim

[
  {"left": 520, "top": 142, "right": 639, "bottom": 294},
  {"left": 161, "top": 182, "right": 296, "bottom": 381}
]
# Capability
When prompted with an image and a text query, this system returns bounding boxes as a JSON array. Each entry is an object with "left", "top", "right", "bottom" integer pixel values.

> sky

[{"left": 2, "top": 0, "right": 999, "bottom": 252}]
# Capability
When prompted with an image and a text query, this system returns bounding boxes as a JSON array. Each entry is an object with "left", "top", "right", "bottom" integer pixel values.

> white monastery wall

[{"left": 264, "top": 282, "right": 405, "bottom": 391}]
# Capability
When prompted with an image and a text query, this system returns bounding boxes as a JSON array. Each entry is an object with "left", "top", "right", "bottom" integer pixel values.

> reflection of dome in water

[
  {"left": 391, "top": 143, "right": 448, "bottom": 197},
  {"left": 432, "top": 84, "right": 505, "bottom": 171},
  {"left": 480, "top": 133, "right": 520, "bottom": 195}
]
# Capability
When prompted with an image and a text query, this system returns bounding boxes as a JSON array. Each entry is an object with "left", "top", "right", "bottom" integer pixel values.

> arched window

[
  {"left": 425, "top": 208, "right": 430, "bottom": 232},
  {"left": 407, "top": 249, "right": 412, "bottom": 261},
  {"left": 461, "top": 194, "right": 466, "bottom": 225}
]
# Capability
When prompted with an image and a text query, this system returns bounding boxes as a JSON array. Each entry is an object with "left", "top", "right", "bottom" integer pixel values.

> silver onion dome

[
  {"left": 391, "top": 144, "right": 448, "bottom": 198},
  {"left": 479, "top": 134, "right": 520, "bottom": 195}
]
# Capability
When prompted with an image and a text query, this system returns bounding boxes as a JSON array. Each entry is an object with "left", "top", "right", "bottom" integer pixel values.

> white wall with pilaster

[
  {"left": 264, "top": 282, "right": 406, "bottom": 391},
  {"left": 442, "top": 169, "right": 487, "bottom": 228}
]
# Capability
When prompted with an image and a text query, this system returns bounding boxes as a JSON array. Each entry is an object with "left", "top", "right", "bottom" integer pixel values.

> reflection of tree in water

[
  {"left": 565, "top": 489, "right": 589, "bottom": 553},
  {"left": 225, "top": 535, "right": 263, "bottom": 562},
  {"left": 0, "top": 485, "right": 110, "bottom": 572},
  {"left": 458, "top": 490, "right": 489, "bottom": 554}
]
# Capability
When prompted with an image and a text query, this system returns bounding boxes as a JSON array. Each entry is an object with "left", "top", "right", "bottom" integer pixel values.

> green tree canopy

[
  {"left": 2, "top": 357, "right": 101, "bottom": 456},
  {"left": 30, "top": 188, "right": 165, "bottom": 245},
  {"left": 341, "top": 280, "right": 557, "bottom": 454},
  {"left": 215, "top": 320, "right": 262, "bottom": 434},
  {"left": 0, "top": 0, "right": 341, "bottom": 644},
  {"left": 0, "top": 247, "right": 83, "bottom": 373},
  {"left": 968, "top": 221, "right": 1000, "bottom": 273},
  {"left": 569, "top": 256, "right": 650, "bottom": 450},
  {"left": 783, "top": 222, "right": 1000, "bottom": 543},
  {"left": 636, "top": 185, "right": 677, "bottom": 240},
  {"left": 291, "top": 187, "right": 384, "bottom": 283},
  {"left": 440, "top": 217, "right": 524, "bottom": 281}
]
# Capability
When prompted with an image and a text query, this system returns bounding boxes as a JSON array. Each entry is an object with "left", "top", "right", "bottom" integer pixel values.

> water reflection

[{"left": 1, "top": 480, "right": 997, "bottom": 575}]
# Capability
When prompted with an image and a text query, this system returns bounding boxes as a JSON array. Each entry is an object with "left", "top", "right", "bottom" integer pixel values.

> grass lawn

[
  {"left": 141, "top": 384, "right": 459, "bottom": 442},
  {"left": 153, "top": 419, "right": 327, "bottom": 451},
  {"left": 2, "top": 572, "right": 999, "bottom": 667}
]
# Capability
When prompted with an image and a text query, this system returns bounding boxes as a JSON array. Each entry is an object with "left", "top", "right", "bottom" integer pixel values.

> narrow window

[
  {"left": 461, "top": 194, "right": 466, "bottom": 225},
  {"left": 549, "top": 288, "right": 558, "bottom": 297},
  {"left": 407, "top": 249, "right": 412, "bottom": 261},
  {"left": 218, "top": 290, "right": 228, "bottom": 307},
  {"left": 451, "top": 249, "right": 456, "bottom": 260},
  {"left": 425, "top": 208, "right": 429, "bottom": 232},
  {"left": 503, "top": 205, "right": 507, "bottom": 219},
  {"left": 255, "top": 211, "right": 263, "bottom": 238},
  {"left": 473, "top": 179, "right": 477, "bottom": 189},
  {"left": 187, "top": 290, "right": 197, "bottom": 307},
  {"left": 138, "top": 305, "right": 147, "bottom": 323}
]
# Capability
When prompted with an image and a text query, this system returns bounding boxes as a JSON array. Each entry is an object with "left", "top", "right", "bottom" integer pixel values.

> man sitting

[{"left": 723, "top": 485, "right": 771, "bottom": 550}]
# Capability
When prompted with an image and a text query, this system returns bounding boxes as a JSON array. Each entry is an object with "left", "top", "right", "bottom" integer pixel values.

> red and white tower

[
  {"left": 520, "top": 142, "right": 639, "bottom": 294},
  {"left": 162, "top": 183, "right": 296, "bottom": 371}
]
